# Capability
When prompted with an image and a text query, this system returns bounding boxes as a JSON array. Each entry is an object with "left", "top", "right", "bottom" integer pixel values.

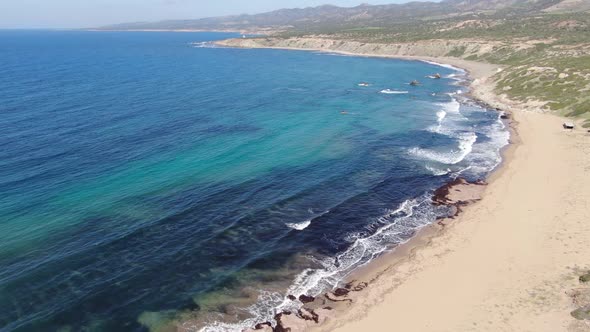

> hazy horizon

[{"left": 0, "top": 0, "right": 440, "bottom": 29}]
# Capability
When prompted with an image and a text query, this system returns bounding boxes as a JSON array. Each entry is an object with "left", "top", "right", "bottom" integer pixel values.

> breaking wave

[
  {"left": 199, "top": 60, "right": 510, "bottom": 332},
  {"left": 286, "top": 220, "right": 312, "bottom": 231},
  {"left": 201, "top": 197, "right": 451, "bottom": 332},
  {"left": 191, "top": 42, "right": 218, "bottom": 48},
  {"left": 409, "top": 131, "right": 477, "bottom": 165},
  {"left": 380, "top": 89, "right": 409, "bottom": 94}
]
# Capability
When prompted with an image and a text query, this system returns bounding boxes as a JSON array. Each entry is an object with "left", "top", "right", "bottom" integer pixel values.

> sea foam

[
  {"left": 286, "top": 220, "right": 312, "bottom": 231},
  {"left": 380, "top": 89, "right": 409, "bottom": 94},
  {"left": 201, "top": 197, "right": 450, "bottom": 332}
]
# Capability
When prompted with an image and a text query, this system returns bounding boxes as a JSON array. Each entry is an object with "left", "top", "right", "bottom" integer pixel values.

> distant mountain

[{"left": 98, "top": 0, "right": 586, "bottom": 32}]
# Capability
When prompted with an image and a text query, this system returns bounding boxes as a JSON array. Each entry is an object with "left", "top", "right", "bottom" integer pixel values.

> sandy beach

[
  {"left": 218, "top": 39, "right": 590, "bottom": 332},
  {"left": 318, "top": 110, "right": 590, "bottom": 332}
]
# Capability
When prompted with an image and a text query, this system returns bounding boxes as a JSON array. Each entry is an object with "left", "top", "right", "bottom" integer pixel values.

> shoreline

[
  {"left": 322, "top": 111, "right": 590, "bottom": 332},
  {"left": 211, "top": 40, "right": 590, "bottom": 332}
]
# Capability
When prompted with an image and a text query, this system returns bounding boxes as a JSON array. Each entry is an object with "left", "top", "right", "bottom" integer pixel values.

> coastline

[
  {"left": 213, "top": 39, "right": 590, "bottom": 332},
  {"left": 321, "top": 112, "right": 590, "bottom": 332}
]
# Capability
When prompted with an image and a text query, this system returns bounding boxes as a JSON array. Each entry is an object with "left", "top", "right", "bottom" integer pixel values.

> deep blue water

[{"left": 0, "top": 31, "right": 508, "bottom": 331}]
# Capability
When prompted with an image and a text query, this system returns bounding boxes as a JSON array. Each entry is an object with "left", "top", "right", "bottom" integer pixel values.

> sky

[{"left": 0, "top": 0, "right": 426, "bottom": 29}]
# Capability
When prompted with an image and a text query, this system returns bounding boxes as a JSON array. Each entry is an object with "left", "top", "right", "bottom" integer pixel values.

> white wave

[
  {"left": 426, "top": 165, "right": 451, "bottom": 176},
  {"left": 409, "top": 131, "right": 478, "bottom": 165},
  {"left": 380, "top": 89, "right": 408, "bottom": 94},
  {"left": 286, "top": 220, "right": 312, "bottom": 231},
  {"left": 436, "top": 110, "right": 447, "bottom": 124},
  {"left": 191, "top": 42, "right": 217, "bottom": 48},
  {"left": 275, "top": 198, "right": 439, "bottom": 304},
  {"left": 430, "top": 110, "right": 448, "bottom": 134},
  {"left": 428, "top": 98, "right": 463, "bottom": 135},
  {"left": 200, "top": 198, "right": 448, "bottom": 332},
  {"left": 441, "top": 99, "right": 461, "bottom": 113},
  {"left": 200, "top": 103, "right": 511, "bottom": 332},
  {"left": 461, "top": 113, "right": 510, "bottom": 176}
]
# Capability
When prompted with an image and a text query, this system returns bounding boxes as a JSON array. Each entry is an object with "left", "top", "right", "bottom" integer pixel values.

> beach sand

[
  {"left": 217, "top": 39, "right": 590, "bottom": 332},
  {"left": 315, "top": 109, "right": 590, "bottom": 332},
  {"left": 318, "top": 58, "right": 590, "bottom": 332}
]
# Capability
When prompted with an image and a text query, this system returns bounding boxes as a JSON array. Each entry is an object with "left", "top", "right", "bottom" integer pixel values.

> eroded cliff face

[{"left": 217, "top": 37, "right": 504, "bottom": 59}]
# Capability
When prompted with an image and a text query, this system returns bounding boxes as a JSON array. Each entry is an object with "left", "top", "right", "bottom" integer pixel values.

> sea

[{"left": 0, "top": 31, "right": 509, "bottom": 332}]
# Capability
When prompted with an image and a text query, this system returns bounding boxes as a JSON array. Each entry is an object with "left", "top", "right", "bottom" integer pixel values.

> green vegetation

[
  {"left": 572, "top": 305, "right": 590, "bottom": 320},
  {"left": 107, "top": 0, "right": 590, "bottom": 121},
  {"left": 280, "top": 11, "right": 590, "bottom": 121}
]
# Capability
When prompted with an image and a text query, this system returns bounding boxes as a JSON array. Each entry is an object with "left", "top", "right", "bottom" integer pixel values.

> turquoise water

[{"left": 0, "top": 31, "right": 508, "bottom": 331}]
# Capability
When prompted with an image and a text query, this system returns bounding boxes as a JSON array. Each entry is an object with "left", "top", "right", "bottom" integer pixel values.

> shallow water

[{"left": 0, "top": 31, "right": 508, "bottom": 331}]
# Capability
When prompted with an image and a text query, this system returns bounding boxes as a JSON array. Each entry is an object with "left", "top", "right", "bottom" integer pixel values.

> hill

[
  {"left": 100, "top": 0, "right": 590, "bottom": 125},
  {"left": 99, "top": 0, "right": 574, "bottom": 33}
]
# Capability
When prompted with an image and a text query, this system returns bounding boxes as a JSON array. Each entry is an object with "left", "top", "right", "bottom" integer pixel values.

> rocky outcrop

[
  {"left": 431, "top": 178, "right": 487, "bottom": 219},
  {"left": 243, "top": 281, "right": 367, "bottom": 332}
]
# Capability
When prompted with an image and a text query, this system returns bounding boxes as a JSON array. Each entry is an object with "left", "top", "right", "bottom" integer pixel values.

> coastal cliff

[{"left": 218, "top": 37, "right": 504, "bottom": 59}]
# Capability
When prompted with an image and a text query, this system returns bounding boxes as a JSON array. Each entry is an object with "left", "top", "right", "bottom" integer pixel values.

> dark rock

[
  {"left": 325, "top": 292, "right": 353, "bottom": 303},
  {"left": 432, "top": 178, "right": 466, "bottom": 205},
  {"left": 580, "top": 272, "right": 590, "bottom": 283},
  {"left": 571, "top": 305, "right": 590, "bottom": 320},
  {"left": 254, "top": 322, "right": 272, "bottom": 330},
  {"left": 432, "top": 178, "right": 486, "bottom": 208},
  {"left": 298, "top": 294, "right": 315, "bottom": 304},
  {"left": 350, "top": 282, "right": 368, "bottom": 291},
  {"left": 287, "top": 295, "right": 297, "bottom": 301},
  {"left": 333, "top": 288, "right": 350, "bottom": 297},
  {"left": 297, "top": 308, "right": 319, "bottom": 323}
]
